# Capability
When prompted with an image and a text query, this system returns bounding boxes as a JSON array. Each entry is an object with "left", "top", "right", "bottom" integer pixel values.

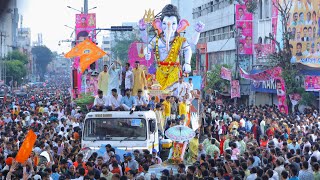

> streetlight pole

[
  {"left": 84, "top": 0, "right": 88, "bottom": 14},
  {"left": 234, "top": 29, "right": 240, "bottom": 106}
]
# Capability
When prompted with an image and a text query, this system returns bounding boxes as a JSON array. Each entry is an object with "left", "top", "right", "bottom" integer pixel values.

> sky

[{"left": 17, "top": 0, "right": 170, "bottom": 54}]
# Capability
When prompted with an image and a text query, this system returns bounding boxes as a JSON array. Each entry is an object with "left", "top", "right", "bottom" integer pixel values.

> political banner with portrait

[
  {"left": 75, "top": 13, "right": 98, "bottom": 95},
  {"left": 236, "top": 4, "right": 253, "bottom": 55},
  {"left": 254, "top": 44, "right": 272, "bottom": 58},
  {"left": 236, "top": 21, "right": 253, "bottom": 55},
  {"left": 288, "top": 0, "right": 320, "bottom": 67},
  {"left": 239, "top": 66, "right": 288, "bottom": 114},
  {"left": 76, "top": 13, "right": 96, "bottom": 42},
  {"left": 220, "top": 67, "right": 232, "bottom": 81},
  {"left": 231, "top": 80, "right": 240, "bottom": 99},
  {"left": 304, "top": 75, "right": 320, "bottom": 91},
  {"left": 236, "top": 5, "right": 253, "bottom": 21}
]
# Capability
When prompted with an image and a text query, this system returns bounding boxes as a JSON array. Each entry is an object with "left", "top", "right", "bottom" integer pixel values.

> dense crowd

[{"left": 0, "top": 73, "right": 320, "bottom": 180}]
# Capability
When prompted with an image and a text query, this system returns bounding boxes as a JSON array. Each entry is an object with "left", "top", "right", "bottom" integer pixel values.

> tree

[
  {"left": 5, "top": 60, "right": 27, "bottom": 84},
  {"left": 191, "top": 54, "right": 196, "bottom": 72},
  {"left": 206, "top": 64, "right": 232, "bottom": 92},
  {"left": 6, "top": 50, "right": 29, "bottom": 64},
  {"left": 111, "top": 31, "right": 139, "bottom": 64},
  {"left": 31, "top": 46, "right": 53, "bottom": 81}
]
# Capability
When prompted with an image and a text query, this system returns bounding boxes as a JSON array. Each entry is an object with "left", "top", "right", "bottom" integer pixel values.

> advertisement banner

[
  {"left": 288, "top": 0, "right": 320, "bottom": 67},
  {"left": 128, "top": 42, "right": 155, "bottom": 74},
  {"left": 76, "top": 13, "right": 96, "bottom": 42},
  {"left": 304, "top": 75, "right": 320, "bottom": 91},
  {"left": 236, "top": 5, "right": 253, "bottom": 20},
  {"left": 231, "top": 80, "right": 240, "bottom": 99},
  {"left": 254, "top": 44, "right": 272, "bottom": 58},
  {"left": 240, "top": 67, "right": 288, "bottom": 114},
  {"left": 75, "top": 13, "right": 98, "bottom": 96},
  {"left": 220, "top": 67, "right": 232, "bottom": 81},
  {"left": 236, "top": 21, "right": 253, "bottom": 54},
  {"left": 236, "top": 4, "right": 253, "bottom": 55},
  {"left": 239, "top": 66, "right": 282, "bottom": 82},
  {"left": 276, "top": 78, "right": 288, "bottom": 114}
]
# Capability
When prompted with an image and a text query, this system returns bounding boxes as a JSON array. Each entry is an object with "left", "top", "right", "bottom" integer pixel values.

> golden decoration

[
  {"left": 155, "top": 36, "right": 186, "bottom": 90},
  {"left": 143, "top": 9, "right": 155, "bottom": 24}
]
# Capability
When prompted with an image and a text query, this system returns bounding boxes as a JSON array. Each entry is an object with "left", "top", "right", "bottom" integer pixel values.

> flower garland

[{"left": 155, "top": 35, "right": 186, "bottom": 89}]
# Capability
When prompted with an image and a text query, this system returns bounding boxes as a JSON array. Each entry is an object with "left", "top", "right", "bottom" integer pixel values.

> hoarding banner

[
  {"left": 239, "top": 66, "right": 282, "bottom": 82},
  {"left": 236, "top": 21, "right": 253, "bottom": 55},
  {"left": 236, "top": 5, "right": 253, "bottom": 21},
  {"left": 288, "top": 0, "right": 320, "bottom": 67},
  {"left": 220, "top": 67, "right": 232, "bottom": 81},
  {"left": 75, "top": 13, "right": 98, "bottom": 96},
  {"left": 236, "top": 4, "right": 253, "bottom": 55},
  {"left": 276, "top": 78, "right": 288, "bottom": 114},
  {"left": 239, "top": 67, "right": 288, "bottom": 114},
  {"left": 76, "top": 13, "right": 96, "bottom": 42},
  {"left": 231, "top": 80, "right": 240, "bottom": 99},
  {"left": 254, "top": 44, "right": 272, "bottom": 58},
  {"left": 304, "top": 75, "right": 320, "bottom": 91}
]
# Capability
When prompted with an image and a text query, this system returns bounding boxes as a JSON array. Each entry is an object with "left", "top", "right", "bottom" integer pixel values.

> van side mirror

[{"left": 149, "top": 119, "right": 156, "bottom": 133}]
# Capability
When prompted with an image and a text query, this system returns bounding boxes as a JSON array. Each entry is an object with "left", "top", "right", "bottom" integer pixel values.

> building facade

[{"left": 0, "top": 0, "right": 19, "bottom": 82}]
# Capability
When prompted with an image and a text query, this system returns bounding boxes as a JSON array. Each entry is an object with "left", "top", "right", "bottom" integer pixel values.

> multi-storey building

[
  {"left": 188, "top": 0, "right": 279, "bottom": 106},
  {"left": 0, "top": 0, "right": 19, "bottom": 82}
]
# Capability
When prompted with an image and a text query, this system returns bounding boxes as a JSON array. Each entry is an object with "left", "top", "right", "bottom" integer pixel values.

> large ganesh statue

[{"left": 139, "top": 4, "right": 205, "bottom": 90}]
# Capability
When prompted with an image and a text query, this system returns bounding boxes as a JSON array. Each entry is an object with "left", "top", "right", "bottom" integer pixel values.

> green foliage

[
  {"left": 5, "top": 60, "right": 27, "bottom": 84},
  {"left": 206, "top": 64, "right": 232, "bottom": 92},
  {"left": 191, "top": 54, "right": 196, "bottom": 71},
  {"left": 6, "top": 50, "right": 28, "bottom": 64},
  {"left": 299, "top": 91, "right": 315, "bottom": 106},
  {"left": 111, "top": 31, "right": 139, "bottom": 64},
  {"left": 75, "top": 93, "right": 95, "bottom": 112},
  {"left": 31, "top": 46, "right": 53, "bottom": 80}
]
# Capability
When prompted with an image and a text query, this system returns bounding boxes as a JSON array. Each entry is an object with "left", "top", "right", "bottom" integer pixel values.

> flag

[
  {"left": 65, "top": 39, "right": 107, "bottom": 73},
  {"left": 15, "top": 130, "right": 37, "bottom": 163}
]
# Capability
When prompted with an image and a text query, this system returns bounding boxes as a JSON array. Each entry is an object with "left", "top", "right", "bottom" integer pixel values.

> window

[
  {"left": 264, "top": 0, "right": 270, "bottom": 18},
  {"left": 103, "top": 41, "right": 110, "bottom": 44},
  {"left": 83, "top": 118, "right": 147, "bottom": 141},
  {"left": 201, "top": 25, "right": 236, "bottom": 42},
  {"left": 193, "top": 0, "right": 231, "bottom": 18}
]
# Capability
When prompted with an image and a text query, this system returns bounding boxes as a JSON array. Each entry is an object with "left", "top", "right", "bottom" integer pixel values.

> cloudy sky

[{"left": 17, "top": 0, "right": 170, "bottom": 53}]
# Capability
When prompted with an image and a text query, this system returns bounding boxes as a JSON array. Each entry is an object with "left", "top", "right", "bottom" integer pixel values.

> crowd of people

[{"left": 0, "top": 71, "right": 320, "bottom": 180}]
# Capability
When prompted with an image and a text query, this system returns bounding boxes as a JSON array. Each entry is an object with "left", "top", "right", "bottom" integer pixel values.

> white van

[{"left": 82, "top": 111, "right": 159, "bottom": 152}]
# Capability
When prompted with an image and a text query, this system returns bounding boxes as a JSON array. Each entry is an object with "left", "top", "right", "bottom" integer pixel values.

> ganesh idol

[{"left": 139, "top": 4, "right": 205, "bottom": 90}]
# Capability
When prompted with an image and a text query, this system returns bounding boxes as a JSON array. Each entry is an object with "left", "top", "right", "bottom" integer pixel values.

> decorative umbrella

[{"left": 165, "top": 125, "right": 195, "bottom": 141}]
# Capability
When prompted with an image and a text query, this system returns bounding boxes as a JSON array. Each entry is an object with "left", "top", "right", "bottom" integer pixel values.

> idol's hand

[
  {"left": 195, "top": 21, "right": 205, "bottom": 32},
  {"left": 139, "top": 19, "right": 147, "bottom": 30}
]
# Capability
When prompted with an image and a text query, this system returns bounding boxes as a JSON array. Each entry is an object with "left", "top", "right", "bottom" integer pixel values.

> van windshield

[{"left": 83, "top": 118, "right": 147, "bottom": 141}]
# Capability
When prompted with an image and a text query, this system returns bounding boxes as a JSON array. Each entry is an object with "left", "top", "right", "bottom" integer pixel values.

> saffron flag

[
  {"left": 65, "top": 39, "right": 106, "bottom": 73},
  {"left": 15, "top": 130, "right": 37, "bottom": 163}
]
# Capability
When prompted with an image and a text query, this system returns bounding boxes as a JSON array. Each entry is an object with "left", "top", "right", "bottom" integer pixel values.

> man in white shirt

[
  {"left": 187, "top": 78, "right": 193, "bottom": 94},
  {"left": 92, "top": 90, "right": 108, "bottom": 111},
  {"left": 135, "top": 89, "right": 148, "bottom": 111},
  {"left": 107, "top": 88, "right": 122, "bottom": 111},
  {"left": 171, "top": 77, "right": 187, "bottom": 99},
  {"left": 124, "top": 63, "right": 134, "bottom": 90},
  {"left": 309, "top": 143, "right": 320, "bottom": 162}
]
